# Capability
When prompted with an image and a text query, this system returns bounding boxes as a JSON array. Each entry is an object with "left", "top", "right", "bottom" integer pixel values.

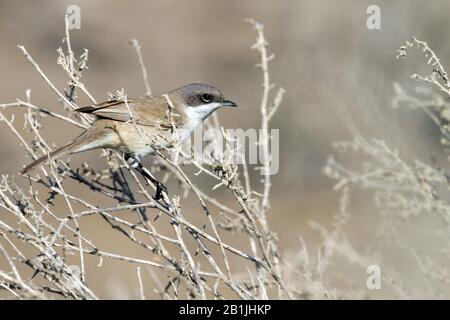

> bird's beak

[{"left": 221, "top": 100, "right": 238, "bottom": 107}]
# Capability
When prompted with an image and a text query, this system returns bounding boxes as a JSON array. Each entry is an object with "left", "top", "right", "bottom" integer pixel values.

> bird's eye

[{"left": 201, "top": 93, "right": 212, "bottom": 103}]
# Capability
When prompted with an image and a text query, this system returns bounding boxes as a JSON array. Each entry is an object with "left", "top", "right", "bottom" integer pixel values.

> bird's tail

[
  {"left": 20, "top": 125, "right": 119, "bottom": 174},
  {"left": 20, "top": 139, "right": 81, "bottom": 174}
]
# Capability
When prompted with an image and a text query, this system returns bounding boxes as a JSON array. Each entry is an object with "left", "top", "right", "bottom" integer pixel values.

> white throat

[
  {"left": 184, "top": 103, "right": 221, "bottom": 126},
  {"left": 172, "top": 103, "right": 221, "bottom": 143}
]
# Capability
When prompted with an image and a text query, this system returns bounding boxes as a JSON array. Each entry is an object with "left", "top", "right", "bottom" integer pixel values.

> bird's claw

[{"left": 155, "top": 182, "right": 168, "bottom": 200}]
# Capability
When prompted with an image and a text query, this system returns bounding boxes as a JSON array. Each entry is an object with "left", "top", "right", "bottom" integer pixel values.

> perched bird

[{"left": 20, "top": 83, "right": 237, "bottom": 174}]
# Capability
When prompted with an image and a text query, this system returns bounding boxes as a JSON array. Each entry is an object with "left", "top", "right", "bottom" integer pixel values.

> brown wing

[{"left": 75, "top": 97, "right": 185, "bottom": 128}]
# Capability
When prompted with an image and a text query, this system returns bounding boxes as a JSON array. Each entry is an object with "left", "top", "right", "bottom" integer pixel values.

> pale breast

[{"left": 113, "top": 122, "right": 160, "bottom": 157}]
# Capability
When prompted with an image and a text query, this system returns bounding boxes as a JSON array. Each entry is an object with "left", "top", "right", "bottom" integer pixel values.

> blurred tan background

[{"left": 1, "top": 0, "right": 450, "bottom": 298}]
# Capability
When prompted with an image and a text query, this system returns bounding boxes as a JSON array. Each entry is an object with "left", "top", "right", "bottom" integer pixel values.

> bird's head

[{"left": 169, "top": 83, "right": 237, "bottom": 121}]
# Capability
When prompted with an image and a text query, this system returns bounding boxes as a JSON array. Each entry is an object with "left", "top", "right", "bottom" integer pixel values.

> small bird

[{"left": 20, "top": 83, "right": 237, "bottom": 174}]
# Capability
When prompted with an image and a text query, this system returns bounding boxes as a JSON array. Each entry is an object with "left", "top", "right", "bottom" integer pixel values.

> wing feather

[{"left": 75, "top": 97, "right": 184, "bottom": 128}]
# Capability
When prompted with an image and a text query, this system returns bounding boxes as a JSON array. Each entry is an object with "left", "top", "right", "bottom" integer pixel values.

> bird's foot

[{"left": 155, "top": 181, "right": 168, "bottom": 201}]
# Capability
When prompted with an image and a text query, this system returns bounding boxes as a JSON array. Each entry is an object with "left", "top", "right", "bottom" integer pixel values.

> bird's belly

[
  {"left": 121, "top": 143, "right": 155, "bottom": 157},
  {"left": 113, "top": 123, "right": 158, "bottom": 157},
  {"left": 113, "top": 120, "right": 200, "bottom": 158}
]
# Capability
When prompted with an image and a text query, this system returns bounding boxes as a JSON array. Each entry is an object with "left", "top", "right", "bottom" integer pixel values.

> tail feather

[
  {"left": 20, "top": 140, "right": 80, "bottom": 174},
  {"left": 20, "top": 126, "right": 119, "bottom": 175}
]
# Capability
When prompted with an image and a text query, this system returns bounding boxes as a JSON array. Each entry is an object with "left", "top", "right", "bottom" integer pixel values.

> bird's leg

[
  {"left": 126, "top": 155, "right": 168, "bottom": 201},
  {"left": 111, "top": 167, "right": 148, "bottom": 222},
  {"left": 138, "top": 164, "right": 168, "bottom": 201}
]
